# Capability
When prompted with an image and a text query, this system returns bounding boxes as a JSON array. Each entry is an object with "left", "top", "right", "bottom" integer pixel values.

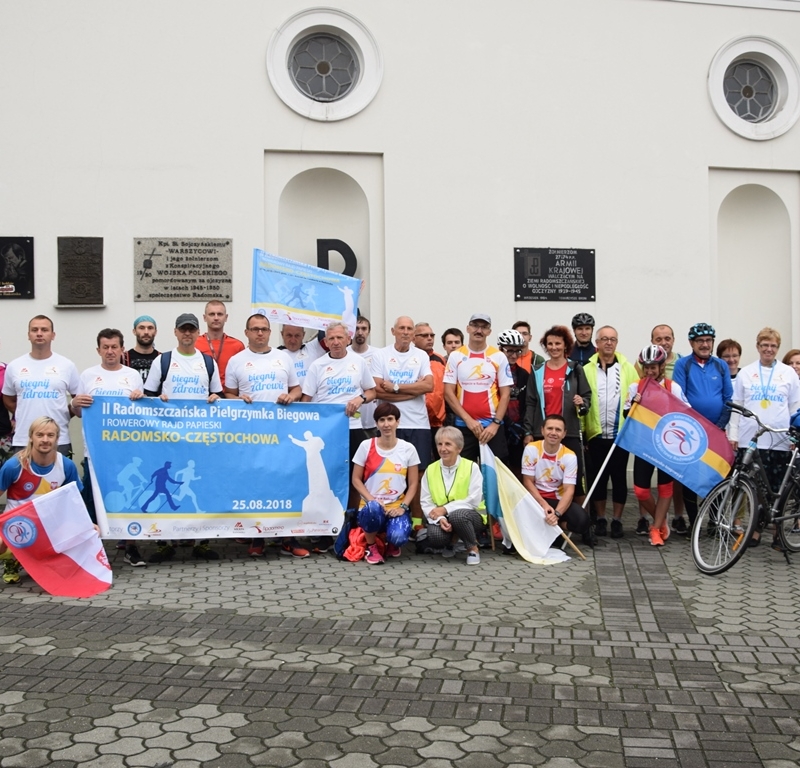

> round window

[
  {"left": 724, "top": 60, "right": 775, "bottom": 122},
  {"left": 289, "top": 34, "right": 360, "bottom": 102}
]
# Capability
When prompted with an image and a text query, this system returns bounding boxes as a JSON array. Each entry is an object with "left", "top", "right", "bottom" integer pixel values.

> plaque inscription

[{"left": 58, "top": 237, "right": 104, "bottom": 305}]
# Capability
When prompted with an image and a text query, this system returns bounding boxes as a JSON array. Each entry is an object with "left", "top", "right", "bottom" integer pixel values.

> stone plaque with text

[
  {"left": 58, "top": 237, "right": 103, "bottom": 305},
  {"left": 134, "top": 238, "right": 233, "bottom": 301},
  {"left": 0, "top": 237, "right": 34, "bottom": 298},
  {"left": 514, "top": 247, "right": 596, "bottom": 302}
]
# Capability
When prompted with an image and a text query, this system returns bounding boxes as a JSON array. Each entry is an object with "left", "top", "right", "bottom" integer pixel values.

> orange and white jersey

[
  {"left": 443, "top": 345, "right": 513, "bottom": 423},
  {"left": 521, "top": 441, "right": 577, "bottom": 500},
  {"left": 352, "top": 438, "right": 420, "bottom": 510}
]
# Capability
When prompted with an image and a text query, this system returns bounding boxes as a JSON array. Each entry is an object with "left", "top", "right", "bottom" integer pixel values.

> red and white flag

[{"left": 0, "top": 483, "right": 112, "bottom": 598}]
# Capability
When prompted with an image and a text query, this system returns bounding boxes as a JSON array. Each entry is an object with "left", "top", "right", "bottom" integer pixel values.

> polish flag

[{"left": 0, "top": 483, "right": 113, "bottom": 598}]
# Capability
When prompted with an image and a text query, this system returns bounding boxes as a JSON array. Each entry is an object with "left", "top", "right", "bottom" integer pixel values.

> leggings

[
  {"left": 633, "top": 457, "right": 673, "bottom": 500},
  {"left": 425, "top": 508, "right": 485, "bottom": 549}
]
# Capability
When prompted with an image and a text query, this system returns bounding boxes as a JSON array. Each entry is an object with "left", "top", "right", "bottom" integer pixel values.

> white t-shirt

[
  {"left": 371, "top": 344, "right": 432, "bottom": 430},
  {"left": 352, "top": 344, "right": 378, "bottom": 429},
  {"left": 280, "top": 344, "right": 324, "bottom": 385},
  {"left": 521, "top": 441, "right": 577, "bottom": 500},
  {"left": 302, "top": 349, "right": 376, "bottom": 430},
  {"left": 225, "top": 348, "right": 299, "bottom": 402},
  {"left": 143, "top": 349, "right": 222, "bottom": 400},
  {"left": 728, "top": 360, "right": 800, "bottom": 450},
  {"left": 2, "top": 353, "right": 81, "bottom": 446},
  {"left": 78, "top": 364, "right": 144, "bottom": 457},
  {"left": 352, "top": 437, "right": 420, "bottom": 510}
]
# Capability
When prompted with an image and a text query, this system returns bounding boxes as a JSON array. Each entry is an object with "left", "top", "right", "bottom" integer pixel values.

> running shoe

[
  {"left": 501, "top": 543, "right": 517, "bottom": 556},
  {"left": 148, "top": 543, "right": 176, "bottom": 563},
  {"left": 659, "top": 522, "right": 670, "bottom": 542},
  {"left": 365, "top": 546, "right": 384, "bottom": 564},
  {"left": 248, "top": 543, "right": 264, "bottom": 557},
  {"left": 594, "top": 518, "right": 608, "bottom": 537},
  {"left": 441, "top": 546, "right": 456, "bottom": 559},
  {"left": 649, "top": 527, "right": 664, "bottom": 547},
  {"left": 192, "top": 542, "right": 220, "bottom": 560},
  {"left": 466, "top": 551, "right": 481, "bottom": 565},
  {"left": 671, "top": 516, "right": 688, "bottom": 535},
  {"left": 116, "top": 540, "right": 127, "bottom": 550},
  {"left": 124, "top": 545, "right": 146, "bottom": 567},
  {"left": 492, "top": 522, "right": 503, "bottom": 541},
  {"left": 636, "top": 517, "right": 650, "bottom": 536},
  {"left": 385, "top": 543, "right": 401, "bottom": 558},
  {"left": 3, "top": 558, "right": 21, "bottom": 584},
  {"left": 610, "top": 519, "right": 624, "bottom": 539},
  {"left": 309, "top": 537, "right": 332, "bottom": 553},
  {"left": 280, "top": 542, "right": 310, "bottom": 558}
]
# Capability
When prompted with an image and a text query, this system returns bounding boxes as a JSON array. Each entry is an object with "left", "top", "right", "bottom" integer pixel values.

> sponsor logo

[
  {"left": 127, "top": 522, "right": 142, "bottom": 536},
  {"left": 2, "top": 516, "right": 38, "bottom": 549},
  {"left": 144, "top": 523, "right": 163, "bottom": 537},
  {"left": 234, "top": 522, "right": 245, "bottom": 532}
]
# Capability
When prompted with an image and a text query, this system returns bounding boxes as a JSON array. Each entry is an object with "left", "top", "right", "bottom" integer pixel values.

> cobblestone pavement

[{"left": 2, "top": 505, "right": 800, "bottom": 768}]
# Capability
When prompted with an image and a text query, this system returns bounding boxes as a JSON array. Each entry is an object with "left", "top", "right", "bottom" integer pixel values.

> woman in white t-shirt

[{"left": 351, "top": 403, "right": 420, "bottom": 564}]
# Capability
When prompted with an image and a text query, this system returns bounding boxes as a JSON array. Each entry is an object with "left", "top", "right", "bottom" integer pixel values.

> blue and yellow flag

[{"left": 616, "top": 378, "right": 734, "bottom": 497}]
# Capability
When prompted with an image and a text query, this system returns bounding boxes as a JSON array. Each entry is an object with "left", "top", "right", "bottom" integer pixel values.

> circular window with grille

[
  {"left": 267, "top": 9, "right": 382, "bottom": 121},
  {"left": 709, "top": 37, "right": 800, "bottom": 140}
]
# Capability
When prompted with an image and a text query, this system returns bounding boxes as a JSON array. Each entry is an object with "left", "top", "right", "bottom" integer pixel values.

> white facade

[{"left": 2, "top": 0, "right": 800, "bottom": 391}]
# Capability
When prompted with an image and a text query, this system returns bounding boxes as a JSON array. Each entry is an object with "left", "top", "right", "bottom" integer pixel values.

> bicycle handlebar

[{"left": 726, "top": 401, "right": 790, "bottom": 437}]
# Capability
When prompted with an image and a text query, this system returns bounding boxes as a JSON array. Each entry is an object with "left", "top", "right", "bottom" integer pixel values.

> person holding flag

[
  {"left": 624, "top": 345, "right": 689, "bottom": 547},
  {"left": 0, "top": 416, "right": 83, "bottom": 583}
]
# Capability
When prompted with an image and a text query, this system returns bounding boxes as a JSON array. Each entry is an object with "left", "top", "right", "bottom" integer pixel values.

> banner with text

[
  {"left": 84, "top": 397, "right": 349, "bottom": 540},
  {"left": 251, "top": 250, "right": 361, "bottom": 334}
]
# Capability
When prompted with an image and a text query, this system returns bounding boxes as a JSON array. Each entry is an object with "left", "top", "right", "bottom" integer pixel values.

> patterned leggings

[{"left": 425, "top": 508, "right": 485, "bottom": 549}]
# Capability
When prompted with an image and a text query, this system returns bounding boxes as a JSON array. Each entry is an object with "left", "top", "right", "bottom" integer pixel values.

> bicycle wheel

[
  {"left": 691, "top": 476, "right": 758, "bottom": 575},
  {"left": 776, "top": 478, "right": 800, "bottom": 553}
]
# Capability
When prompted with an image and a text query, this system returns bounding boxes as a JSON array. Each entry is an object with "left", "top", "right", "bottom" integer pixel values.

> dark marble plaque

[
  {"left": 0, "top": 237, "right": 34, "bottom": 299},
  {"left": 514, "top": 247, "right": 596, "bottom": 302},
  {"left": 58, "top": 237, "right": 103, "bottom": 305}
]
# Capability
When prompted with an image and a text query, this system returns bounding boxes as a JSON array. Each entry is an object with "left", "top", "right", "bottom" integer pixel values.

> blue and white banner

[
  {"left": 83, "top": 397, "right": 348, "bottom": 540},
  {"left": 251, "top": 250, "right": 361, "bottom": 334}
]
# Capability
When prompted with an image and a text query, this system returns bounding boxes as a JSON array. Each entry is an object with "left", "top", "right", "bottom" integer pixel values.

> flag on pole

[
  {"left": 615, "top": 377, "right": 734, "bottom": 497},
  {"left": 0, "top": 483, "right": 113, "bottom": 598},
  {"left": 251, "top": 250, "right": 362, "bottom": 334},
  {"left": 480, "top": 444, "right": 570, "bottom": 564}
]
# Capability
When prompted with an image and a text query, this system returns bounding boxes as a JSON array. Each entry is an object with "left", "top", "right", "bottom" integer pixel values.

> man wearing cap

[
  {"left": 569, "top": 313, "right": 596, "bottom": 365},
  {"left": 443, "top": 313, "right": 513, "bottom": 462},
  {"left": 143, "top": 313, "right": 224, "bottom": 563},
  {"left": 672, "top": 322, "right": 733, "bottom": 532},
  {"left": 195, "top": 300, "right": 244, "bottom": 390},
  {"left": 123, "top": 315, "right": 159, "bottom": 380}
]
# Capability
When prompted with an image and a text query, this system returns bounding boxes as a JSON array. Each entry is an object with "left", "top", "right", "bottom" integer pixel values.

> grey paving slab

[{"left": 1, "top": 502, "right": 800, "bottom": 767}]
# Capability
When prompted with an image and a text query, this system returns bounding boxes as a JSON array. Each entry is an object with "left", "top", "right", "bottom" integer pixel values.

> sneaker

[
  {"left": 771, "top": 538, "right": 785, "bottom": 552},
  {"left": 790, "top": 526, "right": 800, "bottom": 536},
  {"left": 747, "top": 536, "right": 760, "bottom": 548},
  {"left": 595, "top": 518, "right": 608, "bottom": 537},
  {"left": 659, "top": 522, "right": 670, "bottom": 542},
  {"left": 148, "top": 543, "right": 176, "bottom": 563},
  {"left": 3, "top": 558, "right": 21, "bottom": 584},
  {"left": 280, "top": 542, "right": 310, "bottom": 558},
  {"left": 581, "top": 530, "right": 597, "bottom": 548},
  {"left": 441, "top": 546, "right": 456, "bottom": 559},
  {"left": 365, "top": 546, "right": 384, "bottom": 564},
  {"left": 649, "top": 527, "right": 664, "bottom": 547},
  {"left": 501, "top": 543, "right": 517, "bottom": 556},
  {"left": 672, "top": 516, "right": 688, "bottom": 535},
  {"left": 466, "top": 550, "right": 481, "bottom": 566},
  {"left": 116, "top": 540, "right": 127, "bottom": 550},
  {"left": 386, "top": 543, "right": 401, "bottom": 558},
  {"left": 309, "top": 537, "right": 332, "bottom": 554},
  {"left": 192, "top": 542, "right": 220, "bottom": 560},
  {"left": 610, "top": 519, "right": 624, "bottom": 539},
  {"left": 636, "top": 517, "right": 650, "bottom": 536},
  {"left": 492, "top": 522, "right": 503, "bottom": 541},
  {"left": 248, "top": 543, "right": 264, "bottom": 557},
  {"left": 124, "top": 545, "right": 146, "bottom": 567}
]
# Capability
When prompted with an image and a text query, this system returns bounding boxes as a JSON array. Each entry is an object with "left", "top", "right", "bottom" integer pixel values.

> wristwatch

[
  {"left": 491, "top": 417, "right": 502, "bottom": 425},
  {"left": 393, "top": 382, "right": 400, "bottom": 393}
]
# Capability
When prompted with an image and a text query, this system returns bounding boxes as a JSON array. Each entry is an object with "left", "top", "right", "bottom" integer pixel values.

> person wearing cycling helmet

[
  {"left": 672, "top": 322, "right": 733, "bottom": 533},
  {"left": 728, "top": 327, "right": 800, "bottom": 548},
  {"left": 624, "top": 345, "right": 689, "bottom": 547},
  {"left": 497, "top": 329, "right": 529, "bottom": 481},
  {"left": 569, "top": 313, "right": 596, "bottom": 365}
]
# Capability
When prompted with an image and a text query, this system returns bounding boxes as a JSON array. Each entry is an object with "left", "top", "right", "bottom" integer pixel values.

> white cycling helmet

[{"left": 497, "top": 329, "right": 525, "bottom": 347}]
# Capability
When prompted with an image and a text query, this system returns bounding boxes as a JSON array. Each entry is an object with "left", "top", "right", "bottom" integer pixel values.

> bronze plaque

[
  {"left": 58, "top": 237, "right": 103, "bottom": 304},
  {"left": 0, "top": 237, "right": 34, "bottom": 298},
  {"left": 134, "top": 238, "right": 233, "bottom": 302}
]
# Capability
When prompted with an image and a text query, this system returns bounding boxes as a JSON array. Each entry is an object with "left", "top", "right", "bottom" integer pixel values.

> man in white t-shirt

[
  {"left": 225, "top": 314, "right": 300, "bottom": 404},
  {"left": 302, "top": 322, "right": 377, "bottom": 509},
  {"left": 72, "top": 328, "right": 146, "bottom": 566},
  {"left": 2, "top": 314, "right": 80, "bottom": 455},
  {"left": 350, "top": 315, "right": 379, "bottom": 434},
  {"left": 278, "top": 325, "right": 326, "bottom": 386},
  {"left": 443, "top": 313, "right": 512, "bottom": 462},
  {"left": 142, "top": 312, "right": 223, "bottom": 563},
  {"left": 372, "top": 315, "right": 434, "bottom": 473}
]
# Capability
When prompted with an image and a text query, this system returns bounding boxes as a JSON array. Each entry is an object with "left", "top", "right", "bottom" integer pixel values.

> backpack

[{"left": 155, "top": 351, "right": 215, "bottom": 396}]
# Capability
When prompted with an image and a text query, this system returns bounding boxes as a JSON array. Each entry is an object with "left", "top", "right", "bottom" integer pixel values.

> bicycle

[{"left": 691, "top": 402, "right": 800, "bottom": 575}]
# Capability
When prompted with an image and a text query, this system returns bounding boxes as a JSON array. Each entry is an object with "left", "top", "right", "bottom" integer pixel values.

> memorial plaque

[
  {"left": 514, "top": 247, "right": 596, "bottom": 302},
  {"left": 134, "top": 238, "right": 233, "bottom": 301},
  {"left": 58, "top": 237, "right": 103, "bottom": 305},
  {"left": 0, "top": 237, "right": 34, "bottom": 299}
]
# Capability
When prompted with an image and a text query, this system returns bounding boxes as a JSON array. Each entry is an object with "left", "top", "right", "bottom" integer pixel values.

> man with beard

[
  {"left": 123, "top": 316, "right": 159, "bottom": 380},
  {"left": 350, "top": 316, "right": 378, "bottom": 434}
]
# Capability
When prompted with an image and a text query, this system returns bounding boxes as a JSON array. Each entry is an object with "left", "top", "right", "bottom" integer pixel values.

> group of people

[{"left": 1, "top": 302, "right": 799, "bottom": 584}]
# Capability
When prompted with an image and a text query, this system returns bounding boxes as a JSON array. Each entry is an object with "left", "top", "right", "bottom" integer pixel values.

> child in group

[
  {"left": 624, "top": 345, "right": 688, "bottom": 547},
  {"left": 0, "top": 416, "right": 83, "bottom": 583}
]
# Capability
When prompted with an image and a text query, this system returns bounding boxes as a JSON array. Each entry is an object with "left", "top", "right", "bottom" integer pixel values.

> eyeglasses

[
  {"left": 597, "top": 337, "right": 617, "bottom": 343},
  {"left": 415, "top": 333, "right": 435, "bottom": 338},
  {"left": 247, "top": 327, "right": 270, "bottom": 334},
  {"left": 501, "top": 348, "right": 523, "bottom": 356},
  {"left": 469, "top": 324, "right": 490, "bottom": 331}
]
